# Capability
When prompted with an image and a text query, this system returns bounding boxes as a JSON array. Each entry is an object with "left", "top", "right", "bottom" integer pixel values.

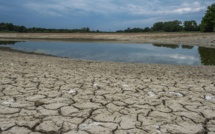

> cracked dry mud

[{"left": 0, "top": 50, "right": 215, "bottom": 134}]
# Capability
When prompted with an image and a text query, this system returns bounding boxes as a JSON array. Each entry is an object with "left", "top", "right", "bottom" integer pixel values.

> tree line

[
  {"left": 0, "top": 3, "right": 214, "bottom": 33},
  {"left": 0, "top": 23, "right": 92, "bottom": 33},
  {"left": 117, "top": 20, "right": 200, "bottom": 33},
  {"left": 0, "top": 20, "right": 201, "bottom": 33}
]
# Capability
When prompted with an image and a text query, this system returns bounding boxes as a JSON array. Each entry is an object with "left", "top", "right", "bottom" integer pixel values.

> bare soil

[
  {"left": 0, "top": 32, "right": 215, "bottom": 48},
  {"left": 0, "top": 50, "right": 215, "bottom": 134}
]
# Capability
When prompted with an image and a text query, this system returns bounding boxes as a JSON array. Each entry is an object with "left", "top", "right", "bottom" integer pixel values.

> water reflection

[
  {"left": 153, "top": 44, "right": 179, "bottom": 49},
  {"left": 0, "top": 41, "right": 214, "bottom": 65},
  {"left": 198, "top": 47, "right": 215, "bottom": 65},
  {"left": 153, "top": 44, "right": 194, "bottom": 49},
  {"left": 0, "top": 41, "right": 21, "bottom": 45},
  {"left": 152, "top": 44, "right": 215, "bottom": 65},
  {"left": 181, "top": 45, "right": 194, "bottom": 49}
]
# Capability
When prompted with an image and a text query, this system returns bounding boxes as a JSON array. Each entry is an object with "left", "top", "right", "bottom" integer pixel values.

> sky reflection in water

[{"left": 0, "top": 41, "right": 214, "bottom": 65}]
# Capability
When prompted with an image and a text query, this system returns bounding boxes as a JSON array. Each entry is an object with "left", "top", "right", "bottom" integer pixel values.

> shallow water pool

[{"left": 0, "top": 41, "right": 215, "bottom": 65}]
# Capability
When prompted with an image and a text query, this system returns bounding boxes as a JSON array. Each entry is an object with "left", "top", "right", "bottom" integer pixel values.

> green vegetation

[
  {"left": 201, "top": 3, "right": 215, "bottom": 32},
  {"left": 152, "top": 20, "right": 183, "bottom": 32},
  {"left": 116, "top": 27, "right": 150, "bottom": 33},
  {"left": 184, "top": 20, "right": 200, "bottom": 31},
  {"left": 118, "top": 20, "right": 200, "bottom": 33},
  {"left": 0, "top": 23, "right": 93, "bottom": 33},
  {"left": 0, "top": 21, "right": 201, "bottom": 33}
]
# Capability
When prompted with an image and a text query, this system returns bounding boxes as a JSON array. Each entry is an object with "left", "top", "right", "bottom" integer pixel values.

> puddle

[{"left": 1, "top": 41, "right": 215, "bottom": 65}]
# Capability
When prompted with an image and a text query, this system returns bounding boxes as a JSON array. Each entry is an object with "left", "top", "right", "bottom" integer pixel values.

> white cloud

[
  {"left": 24, "top": 0, "right": 119, "bottom": 16},
  {"left": 124, "top": 1, "right": 206, "bottom": 15},
  {"left": 20, "top": 0, "right": 214, "bottom": 30},
  {"left": 24, "top": 0, "right": 209, "bottom": 17}
]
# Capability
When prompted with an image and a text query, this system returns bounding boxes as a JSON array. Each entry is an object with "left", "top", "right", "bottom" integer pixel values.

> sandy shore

[
  {"left": 0, "top": 33, "right": 215, "bottom": 134},
  {"left": 0, "top": 32, "right": 215, "bottom": 48}
]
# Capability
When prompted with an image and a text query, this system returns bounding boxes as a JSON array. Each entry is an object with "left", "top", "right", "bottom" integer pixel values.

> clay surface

[{"left": 0, "top": 33, "right": 215, "bottom": 133}]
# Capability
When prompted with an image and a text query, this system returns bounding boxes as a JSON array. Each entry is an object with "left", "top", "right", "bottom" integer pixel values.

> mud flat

[
  {"left": 0, "top": 45, "right": 215, "bottom": 134},
  {"left": 0, "top": 32, "right": 215, "bottom": 48}
]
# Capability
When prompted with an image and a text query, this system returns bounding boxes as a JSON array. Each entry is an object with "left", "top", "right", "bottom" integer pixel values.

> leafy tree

[
  {"left": 144, "top": 27, "right": 150, "bottom": 32},
  {"left": 81, "top": 27, "right": 90, "bottom": 32},
  {"left": 0, "top": 23, "right": 7, "bottom": 31},
  {"left": 0, "top": 22, "right": 15, "bottom": 31},
  {"left": 163, "top": 20, "right": 183, "bottom": 32},
  {"left": 184, "top": 20, "right": 199, "bottom": 31},
  {"left": 152, "top": 20, "right": 183, "bottom": 32},
  {"left": 7, "top": 23, "right": 14, "bottom": 31},
  {"left": 18, "top": 26, "right": 27, "bottom": 32},
  {"left": 152, "top": 22, "right": 164, "bottom": 31},
  {"left": 201, "top": 3, "right": 215, "bottom": 32},
  {"left": 0, "top": 22, "right": 94, "bottom": 33},
  {"left": 116, "top": 27, "right": 151, "bottom": 33}
]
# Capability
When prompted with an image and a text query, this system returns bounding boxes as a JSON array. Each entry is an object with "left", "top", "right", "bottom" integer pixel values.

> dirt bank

[{"left": 0, "top": 32, "right": 215, "bottom": 48}]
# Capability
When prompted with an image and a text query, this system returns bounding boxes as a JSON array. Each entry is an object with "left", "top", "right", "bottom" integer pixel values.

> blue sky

[{"left": 0, "top": 0, "right": 214, "bottom": 31}]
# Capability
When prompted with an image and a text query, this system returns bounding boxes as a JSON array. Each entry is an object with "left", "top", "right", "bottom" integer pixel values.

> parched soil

[
  {"left": 0, "top": 33, "right": 215, "bottom": 134},
  {"left": 0, "top": 32, "right": 215, "bottom": 48}
]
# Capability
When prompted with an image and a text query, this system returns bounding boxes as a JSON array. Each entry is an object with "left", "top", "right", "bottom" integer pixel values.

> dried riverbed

[
  {"left": 0, "top": 48, "right": 215, "bottom": 133},
  {"left": 1, "top": 33, "right": 215, "bottom": 134}
]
